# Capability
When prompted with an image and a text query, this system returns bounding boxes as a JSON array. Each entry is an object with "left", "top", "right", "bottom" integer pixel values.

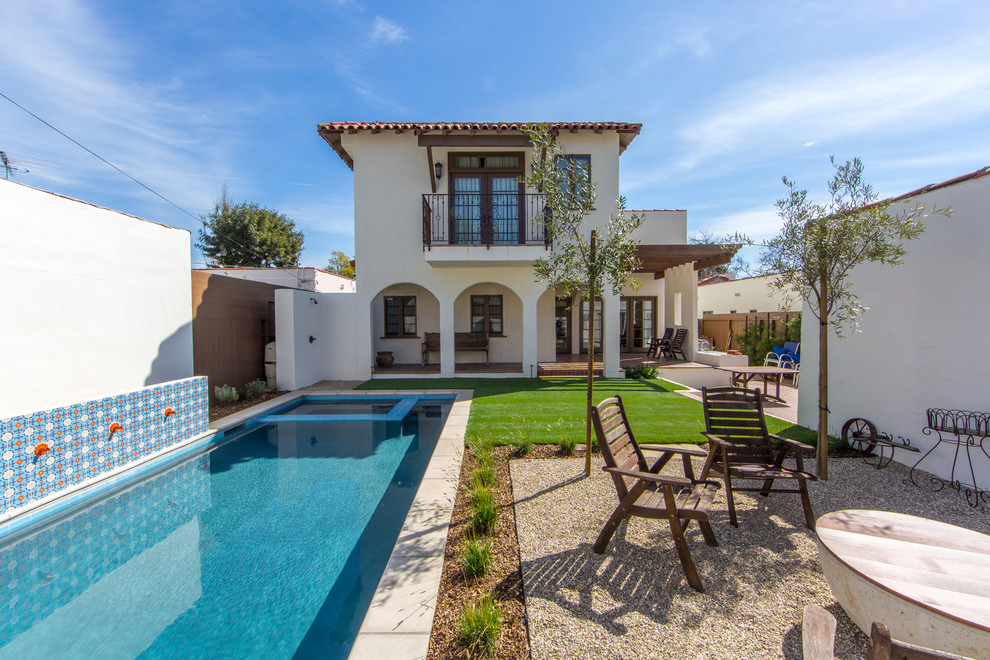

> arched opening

[
  {"left": 369, "top": 282, "right": 440, "bottom": 372},
  {"left": 452, "top": 282, "right": 525, "bottom": 373}
]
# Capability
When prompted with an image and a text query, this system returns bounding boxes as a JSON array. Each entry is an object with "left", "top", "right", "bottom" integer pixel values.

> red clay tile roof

[{"left": 317, "top": 121, "right": 642, "bottom": 169}]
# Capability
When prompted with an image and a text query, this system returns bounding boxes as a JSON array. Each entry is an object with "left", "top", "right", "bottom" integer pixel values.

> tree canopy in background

[
  {"left": 197, "top": 186, "right": 304, "bottom": 267},
  {"left": 326, "top": 250, "right": 355, "bottom": 278},
  {"left": 761, "top": 156, "right": 950, "bottom": 479},
  {"left": 689, "top": 230, "right": 752, "bottom": 277}
]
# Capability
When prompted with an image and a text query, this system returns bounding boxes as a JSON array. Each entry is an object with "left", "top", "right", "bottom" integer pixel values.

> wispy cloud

[
  {"left": 676, "top": 40, "right": 990, "bottom": 172},
  {"left": 694, "top": 206, "right": 781, "bottom": 244},
  {"left": 370, "top": 16, "right": 408, "bottom": 45},
  {"left": 0, "top": 0, "right": 240, "bottom": 223}
]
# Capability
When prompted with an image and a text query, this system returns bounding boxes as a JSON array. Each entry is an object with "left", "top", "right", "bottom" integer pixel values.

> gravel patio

[{"left": 510, "top": 456, "right": 989, "bottom": 659}]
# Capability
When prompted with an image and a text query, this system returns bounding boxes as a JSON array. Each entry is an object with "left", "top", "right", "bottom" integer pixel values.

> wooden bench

[{"left": 422, "top": 331, "right": 490, "bottom": 365}]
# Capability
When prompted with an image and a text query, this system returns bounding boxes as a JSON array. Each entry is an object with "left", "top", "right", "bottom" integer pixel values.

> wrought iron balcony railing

[{"left": 422, "top": 193, "right": 550, "bottom": 248}]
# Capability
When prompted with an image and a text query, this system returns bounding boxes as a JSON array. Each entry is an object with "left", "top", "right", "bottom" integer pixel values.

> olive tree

[
  {"left": 761, "top": 157, "right": 950, "bottom": 479},
  {"left": 524, "top": 124, "right": 644, "bottom": 477}
]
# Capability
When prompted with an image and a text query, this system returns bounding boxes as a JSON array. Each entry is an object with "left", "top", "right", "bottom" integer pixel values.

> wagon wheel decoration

[{"left": 842, "top": 418, "right": 878, "bottom": 456}]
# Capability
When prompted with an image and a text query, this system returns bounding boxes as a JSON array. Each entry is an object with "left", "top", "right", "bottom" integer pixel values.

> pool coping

[{"left": 342, "top": 387, "right": 472, "bottom": 660}]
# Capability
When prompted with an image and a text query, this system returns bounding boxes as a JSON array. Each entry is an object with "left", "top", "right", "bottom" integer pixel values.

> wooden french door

[
  {"left": 555, "top": 297, "right": 572, "bottom": 354},
  {"left": 619, "top": 297, "right": 657, "bottom": 352},
  {"left": 449, "top": 153, "right": 523, "bottom": 245}
]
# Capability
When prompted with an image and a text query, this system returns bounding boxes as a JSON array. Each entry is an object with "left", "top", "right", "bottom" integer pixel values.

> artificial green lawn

[{"left": 356, "top": 377, "right": 822, "bottom": 447}]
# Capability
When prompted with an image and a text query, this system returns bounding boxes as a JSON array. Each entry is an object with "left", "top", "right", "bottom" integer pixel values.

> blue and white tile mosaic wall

[
  {"left": 0, "top": 377, "right": 208, "bottom": 516},
  {"left": 0, "top": 455, "right": 211, "bottom": 644}
]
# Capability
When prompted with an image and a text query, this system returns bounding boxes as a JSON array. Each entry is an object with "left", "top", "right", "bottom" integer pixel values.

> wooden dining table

[
  {"left": 715, "top": 365, "right": 794, "bottom": 400},
  {"left": 816, "top": 509, "right": 990, "bottom": 658}
]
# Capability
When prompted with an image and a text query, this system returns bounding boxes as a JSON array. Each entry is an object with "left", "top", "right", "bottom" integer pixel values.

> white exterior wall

[
  {"left": 0, "top": 180, "right": 193, "bottom": 416},
  {"left": 698, "top": 274, "right": 800, "bottom": 318},
  {"left": 798, "top": 173, "right": 990, "bottom": 486},
  {"left": 343, "top": 130, "right": 628, "bottom": 378},
  {"left": 629, "top": 210, "right": 687, "bottom": 244},
  {"left": 275, "top": 288, "right": 324, "bottom": 390},
  {"left": 201, "top": 267, "right": 355, "bottom": 292}
]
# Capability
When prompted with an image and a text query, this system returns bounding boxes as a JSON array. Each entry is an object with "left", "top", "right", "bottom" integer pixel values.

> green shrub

[
  {"left": 460, "top": 536, "right": 493, "bottom": 577},
  {"left": 214, "top": 384, "right": 240, "bottom": 403},
  {"left": 470, "top": 465, "right": 497, "bottom": 489},
  {"left": 735, "top": 316, "right": 802, "bottom": 366},
  {"left": 469, "top": 489, "right": 498, "bottom": 534},
  {"left": 624, "top": 364, "right": 659, "bottom": 379},
  {"left": 513, "top": 436, "right": 533, "bottom": 457},
  {"left": 458, "top": 593, "right": 502, "bottom": 657},
  {"left": 557, "top": 435, "right": 577, "bottom": 456},
  {"left": 244, "top": 379, "right": 268, "bottom": 398},
  {"left": 470, "top": 485, "right": 494, "bottom": 508}
]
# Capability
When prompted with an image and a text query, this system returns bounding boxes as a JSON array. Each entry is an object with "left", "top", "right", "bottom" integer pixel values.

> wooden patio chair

[
  {"left": 700, "top": 386, "right": 817, "bottom": 529},
  {"left": 591, "top": 395, "right": 721, "bottom": 592},
  {"left": 647, "top": 328, "right": 674, "bottom": 358},
  {"left": 661, "top": 328, "right": 688, "bottom": 360}
]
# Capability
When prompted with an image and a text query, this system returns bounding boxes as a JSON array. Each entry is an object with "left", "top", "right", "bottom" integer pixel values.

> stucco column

[
  {"left": 603, "top": 291, "right": 622, "bottom": 378},
  {"left": 521, "top": 293, "right": 540, "bottom": 378},
  {"left": 664, "top": 263, "right": 698, "bottom": 362},
  {"left": 439, "top": 297, "right": 455, "bottom": 377}
]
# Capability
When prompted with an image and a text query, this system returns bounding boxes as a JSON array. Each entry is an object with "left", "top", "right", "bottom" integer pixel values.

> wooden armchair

[
  {"left": 647, "top": 328, "right": 674, "bottom": 359},
  {"left": 661, "top": 328, "right": 688, "bottom": 361},
  {"left": 591, "top": 395, "right": 721, "bottom": 592},
  {"left": 700, "top": 386, "right": 817, "bottom": 529}
]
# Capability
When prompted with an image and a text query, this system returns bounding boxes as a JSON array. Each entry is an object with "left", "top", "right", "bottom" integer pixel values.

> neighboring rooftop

[{"left": 318, "top": 121, "right": 643, "bottom": 169}]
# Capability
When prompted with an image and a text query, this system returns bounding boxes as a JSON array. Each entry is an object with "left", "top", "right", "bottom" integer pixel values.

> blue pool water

[{"left": 0, "top": 396, "right": 453, "bottom": 659}]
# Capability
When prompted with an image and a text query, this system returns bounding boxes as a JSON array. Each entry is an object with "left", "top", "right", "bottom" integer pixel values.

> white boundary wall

[
  {"left": 798, "top": 172, "right": 990, "bottom": 486},
  {"left": 199, "top": 267, "right": 355, "bottom": 292},
  {"left": 0, "top": 180, "right": 193, "bottom": 416},
  {"left": 698, "top": 274, "right": 800, "bottom": 318}
]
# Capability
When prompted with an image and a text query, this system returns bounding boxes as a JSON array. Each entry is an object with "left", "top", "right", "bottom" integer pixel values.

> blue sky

[{"left": 3, "top": 0, "right": 989, "bottom": 269}]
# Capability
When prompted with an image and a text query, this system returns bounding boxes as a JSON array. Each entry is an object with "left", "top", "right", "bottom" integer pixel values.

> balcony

[{"left": 422, "top": 193, "right": 549, "bottom": 250}]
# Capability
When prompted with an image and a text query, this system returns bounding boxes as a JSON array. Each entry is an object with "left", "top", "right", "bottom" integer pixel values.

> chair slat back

[
  {"left": 670, "top": 328, "right": 687, "bottom": 349},
  {"left": 661, "top": 327, "right": 674, "bottom": 342},
  {"left": 592, "top": 396, "right": 648, "bottom": 499},
  {"left": 702, "top": 387, "right": 774, "bottom": 464}
]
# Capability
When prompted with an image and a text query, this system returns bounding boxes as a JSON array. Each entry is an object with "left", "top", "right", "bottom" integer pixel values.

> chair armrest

[
  {"left": 770, "top": 435, "right": 815, "bottom": 454},
  {"left": 602, "top": 466, "right": 691, "bottom": 487},
  {"left": 702, "top": 433, "right": 737, "bottom": 449},
  {"left": 639, "top": 443, "right": 708, "bottom": 458}
]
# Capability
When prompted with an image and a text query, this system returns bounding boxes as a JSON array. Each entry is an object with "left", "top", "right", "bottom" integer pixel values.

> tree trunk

[
  {"left": 817, "top": 271, "right": 829, "bottom": 480},
  {"left": 585, "top": 230, "right": 597, "bottom": 478}
]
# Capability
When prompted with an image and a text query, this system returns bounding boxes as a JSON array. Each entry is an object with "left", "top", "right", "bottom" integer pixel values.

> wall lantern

[
  {"left": 434, "top": 162, "right": 443, "bottom": 180},
  {"left": 309, "top": 335, "right": 317, "bottom": 343}
]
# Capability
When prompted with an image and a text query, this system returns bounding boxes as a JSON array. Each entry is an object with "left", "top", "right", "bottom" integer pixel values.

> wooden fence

[
  {"left": 191, "top": 271, "right": 279, "bottom": 400},
  {"left": 698, "top": 311, "right": 801, "bottom": 353}
]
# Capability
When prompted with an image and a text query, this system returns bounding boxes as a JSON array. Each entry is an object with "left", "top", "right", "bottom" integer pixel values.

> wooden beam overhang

[{"left": 630, "top": 244, "right": 739, "bottom": 278}]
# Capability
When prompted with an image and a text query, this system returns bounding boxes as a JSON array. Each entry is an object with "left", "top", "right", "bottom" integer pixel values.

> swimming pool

[{"left": 0, "top": 393, "right": 459, "bottom": 659}]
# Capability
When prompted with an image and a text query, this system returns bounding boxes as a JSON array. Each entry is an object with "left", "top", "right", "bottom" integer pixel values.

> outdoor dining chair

[
  {"left": 700, "top": 386, "right": 817, "bottom": 528},
  {"left": 591, "top": 395, "right": 721, "bottom": 592}
]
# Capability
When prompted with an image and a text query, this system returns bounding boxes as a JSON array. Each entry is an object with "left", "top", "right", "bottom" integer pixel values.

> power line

[
  {"left": 0, "top": 90, "right": 200, "bottom": 223},
  {"left": 0, "top": 90, "right": 300, "bottom": 270}
]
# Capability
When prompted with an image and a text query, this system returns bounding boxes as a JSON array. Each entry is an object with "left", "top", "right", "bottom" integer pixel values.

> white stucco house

[
  {"left": 798, "top": 166, "right": 990, "bottom": 488},
  {"left": 197, "top": 267, "right": 356, "bottom": 292},
  {"left": 275, "top": 122, "right": 734, "bottom": 388}
]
